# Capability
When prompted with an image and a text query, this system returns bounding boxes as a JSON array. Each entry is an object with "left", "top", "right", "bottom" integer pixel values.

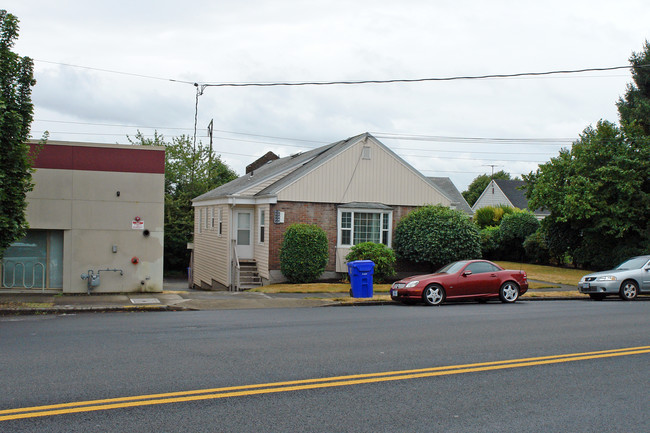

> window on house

[
  {"left": 259, "top": 209, "right": 266, "bottom": 243},
  {"left": 198, "top": 208, "right": 203, "bottom": 234},
  {"left": 205, "top": 207, "right": 209, "bottom": 230},
  {"left": 210, "top": 207, "right": 215, "bottom": 229},
  {"left": 218, "top": 208, "right": 223, "bottom": 236},
  {"left": 339, "top": 209, "right": 391, "bottom": 247}
]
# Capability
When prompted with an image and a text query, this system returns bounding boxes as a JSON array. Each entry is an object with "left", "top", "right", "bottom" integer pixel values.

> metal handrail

[{"left": 231, "top": 239, "right": 240, "bottom": 291}]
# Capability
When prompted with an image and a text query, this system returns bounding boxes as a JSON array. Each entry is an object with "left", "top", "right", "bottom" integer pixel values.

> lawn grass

[{"left": 494, "top": 261, "right": 592, "bottom": 286}]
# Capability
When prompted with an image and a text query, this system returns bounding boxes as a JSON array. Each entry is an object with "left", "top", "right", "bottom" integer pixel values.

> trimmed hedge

[
  {"left": 345, "top": 242, "right": 396, "bottom": 282},
  {"left": 393, "top": 205, "right": 481, "bottom": 268},
  {"left": 279, "top": 224, "right": 329, "bottom": 283}
]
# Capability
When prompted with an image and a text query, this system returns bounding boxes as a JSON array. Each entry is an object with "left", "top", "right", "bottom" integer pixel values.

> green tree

[
  {"left": 280, "top": 224, "right": 329, "bottom": 283},
  {"left": 129, "top": 131, "right": 237, "bottom": 273},
  {"left": 0, "top": 10, "right": 37, "bottom": 259},
  {"left": 462, "top": 170, "right": 512, "bottom": 207},
  {"left": 393, "top": 205, "right": 481, "bottom": 269},
  {"left": 498, "top": 211, "right": 540, "bottom": 261},
  {"left": 525, "top": 42, "right": 650, "bottom": 269}
]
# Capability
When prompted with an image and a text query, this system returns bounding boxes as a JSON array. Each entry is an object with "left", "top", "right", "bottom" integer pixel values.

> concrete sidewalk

[{"left": 0, "top": 278, "right": 588, "bottom": 315}]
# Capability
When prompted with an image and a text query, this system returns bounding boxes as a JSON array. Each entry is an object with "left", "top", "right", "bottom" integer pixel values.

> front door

[{"left": 235, "top": 210, "right": 254, "bottom": 259}]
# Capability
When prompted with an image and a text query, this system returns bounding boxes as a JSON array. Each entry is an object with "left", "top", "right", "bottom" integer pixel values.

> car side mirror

[{"left": 462, "top": 271, "right": 472, "bottom": 277}]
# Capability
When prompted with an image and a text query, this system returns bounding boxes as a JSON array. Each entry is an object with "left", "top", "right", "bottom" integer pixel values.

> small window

[
  {"left": 259, "top": 210, "right": 266, "bottom": 243},
  {"left": 218, "top": 208, "right": 223, "bottom": 236},
  {"left": 362, "top": 146, "right": 371, "bottom": 160},
  {"left": 210, "top": 207, "right": 215, "bottom": 229},
  {"left": 198, "top": 208, "right": 203, "bottom": 234}
]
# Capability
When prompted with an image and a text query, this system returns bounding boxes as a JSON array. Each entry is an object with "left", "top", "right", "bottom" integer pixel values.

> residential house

[
  {"left": 471, "top": 179, "right": 549, "bottom": 219},
  {"left": 0, "top": 140, "right": 165, "bottom": 293},
  {"left": 191, "top": 133, "right": 459, "bottom": 290}
]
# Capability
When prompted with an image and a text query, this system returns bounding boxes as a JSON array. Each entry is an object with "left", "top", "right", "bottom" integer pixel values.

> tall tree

[
  {"left": 525, "top": 42, "right": 650, "bottom": 269},
  {"left": 129, "top": 131, "right": 237, "bottom": 273},
  {"left": 0, "top": 10, "right": 36, "bottom": 259},
  {"left": 462, "top": 170, "right": 512, "bottom": 207}
]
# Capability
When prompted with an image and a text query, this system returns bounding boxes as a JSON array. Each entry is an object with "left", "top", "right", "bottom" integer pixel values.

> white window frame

[
  {"left": 198, "top": 208, "right": 203, "bottom": 234},
  {"left": 218, "top": 208, "right": 223, "bottom": 237},
  {"left": 337, "top": 208, "right": 392, "bottom": 247},
  {"left": 258, "top": 209, "right": 266, "bottom": 244}
]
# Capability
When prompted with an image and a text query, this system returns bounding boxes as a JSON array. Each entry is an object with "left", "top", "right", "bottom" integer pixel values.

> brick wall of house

[{"left": 268, "top": 201, "right": 419, "bottom": 272}]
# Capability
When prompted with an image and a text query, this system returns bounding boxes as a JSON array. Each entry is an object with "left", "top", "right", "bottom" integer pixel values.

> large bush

[
  {"left": 393, "top": 205, "right": 481, "bottom": 269},
  {"left": 473, "top": 205, "right": 517, "bottom": 229},
  {"left": 523, "top": 229, "right": 550, "bottom": 264},
  {"left": 479, "top": 226, "right": 501, "bottom": 259},
  {"left": 280, "top": 224, "right": 329, "bottom": 283},
  {"left": 345, "top": 242, "right": 396, "bottom": 282},
  {"left": 498, "top": 211, "right": 540, "bottom": 261}
]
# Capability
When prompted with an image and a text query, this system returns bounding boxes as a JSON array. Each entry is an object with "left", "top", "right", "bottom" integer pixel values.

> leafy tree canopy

[
  {"left": 0, "top": 10, "right": 37, "bottom": 259},
  {"left": 462, "top": 170, "right": 512, "bottom": 207},
  {"left": 525, "top": 41, "right": 650, "bottom": 268},
  {"left": 129, "top": 131, "right": 238, "bottom": 272}
]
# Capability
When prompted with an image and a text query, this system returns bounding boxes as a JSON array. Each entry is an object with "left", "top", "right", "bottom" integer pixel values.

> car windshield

[
  {"left": 436, "top": 261, "right": 468, "bottom": 274},
  {"left": 615, "top": 256, "right": 650, "bottom": 270}
]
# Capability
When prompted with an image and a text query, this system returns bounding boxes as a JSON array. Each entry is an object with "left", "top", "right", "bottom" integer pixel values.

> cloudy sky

[{"left": 5, "top": 0, "right": 649, "bottom": 190}]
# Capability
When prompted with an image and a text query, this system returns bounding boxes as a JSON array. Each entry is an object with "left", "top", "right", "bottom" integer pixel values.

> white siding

[
  {"left": 253, "top": 204, "right": 270, "bottom": 280},
  {"left": 277, "top": 138, "right": 450, "bottom": 207},
  {"left": 193, "top": 204, "right": 231, "bottom": 288},
  {"left": 471, "top": 181, "right": 512, "bottom": 211}
]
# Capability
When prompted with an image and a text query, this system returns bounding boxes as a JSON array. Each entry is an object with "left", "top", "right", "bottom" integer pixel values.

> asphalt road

[{"left": 1, "top": 300, "right": 648, "bottom": 432}]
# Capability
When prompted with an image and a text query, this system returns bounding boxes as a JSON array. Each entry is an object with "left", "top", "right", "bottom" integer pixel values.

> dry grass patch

[{"left": 495, "top": 261, "right": 593, "bottom": 286}]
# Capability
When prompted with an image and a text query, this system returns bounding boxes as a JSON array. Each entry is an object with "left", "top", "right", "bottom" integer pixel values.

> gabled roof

[
  {"left": 494, "top": 179, "right": 528, "bottom": 209},
  {"left": 428, "top": 177, "right": 473, "bottom": 215},
  {"left": 192, "top": 138, "right": 343, "bottom": 202},
  {"left": 193, "top": 133, "right": 453, "bottom": 205}
]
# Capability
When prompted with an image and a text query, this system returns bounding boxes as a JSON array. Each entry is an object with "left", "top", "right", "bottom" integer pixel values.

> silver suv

[{"left": 579, "top": 255, "right": 650, "bottom": 301}]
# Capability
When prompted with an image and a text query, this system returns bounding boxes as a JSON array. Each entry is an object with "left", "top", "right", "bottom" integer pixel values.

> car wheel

[
  {"left": 499, "top": 282, "right": 519, "bottom": 303},
  {"left": 422, "top": 285, "right": 445, "bottom": 306},
  {"left": 619, "top": 280, "right": 639, "bottom": 301},
  {"left": 589, "top": 294, "right": 606, "bottom": 301}
]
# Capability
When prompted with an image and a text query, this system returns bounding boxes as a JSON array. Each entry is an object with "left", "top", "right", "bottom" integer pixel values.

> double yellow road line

[{"left": 2, "top": 345, "right": 648, "bottom": 422}]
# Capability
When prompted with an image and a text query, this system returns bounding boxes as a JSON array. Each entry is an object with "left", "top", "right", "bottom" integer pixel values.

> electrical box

[{"left": 274, "top": 210, "right": 285, "bottom": 224}]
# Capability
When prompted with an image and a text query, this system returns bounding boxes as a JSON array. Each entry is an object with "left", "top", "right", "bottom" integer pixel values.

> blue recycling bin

[{"left": 347, "top": 260, "right": 375, "bottom": 298}]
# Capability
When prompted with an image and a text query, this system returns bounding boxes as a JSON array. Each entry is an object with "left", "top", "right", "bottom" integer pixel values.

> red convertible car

[{"left": 391, "top": 260, "right": 528, "bottom": 306}]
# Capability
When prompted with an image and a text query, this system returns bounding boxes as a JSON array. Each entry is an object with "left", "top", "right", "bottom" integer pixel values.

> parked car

[
  {"left": 578, "top": 255, "right": 650, "bottom": 301},
  {"left": 390, "top": 260, "right": 528, "bottom": 306}
]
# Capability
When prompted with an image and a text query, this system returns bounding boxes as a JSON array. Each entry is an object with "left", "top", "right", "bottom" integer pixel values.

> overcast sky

[{"left": 5, "top": 0, "right": 649, "bottom": 191}]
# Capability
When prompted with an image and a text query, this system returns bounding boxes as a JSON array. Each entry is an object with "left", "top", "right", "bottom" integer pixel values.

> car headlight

[
  {"left": 596, "top": 276, "right": 617, "bottom": 281},
  {"left": 405, "top": 280, "right": 420, "bottom": 288}
]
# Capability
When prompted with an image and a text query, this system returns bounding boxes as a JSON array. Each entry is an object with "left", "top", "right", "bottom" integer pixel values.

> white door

[{"left": 235, "top": 210, "right": 254, "bottom": 259}]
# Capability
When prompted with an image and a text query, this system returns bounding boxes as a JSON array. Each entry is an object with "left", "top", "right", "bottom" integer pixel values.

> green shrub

[
  {"left": 523, "top": 229, "right": 550, "bottom": 264},
  {"left": 479, "top": 226, "right": 501, "bottom": 259},
  {"left": 393, "top": 205, "right": 481, "bottom": 269},
  {"left": 279, "top": 224, "right": 329, "bottom": 283},
  {"left": 498, "top": 211, "right": 540, "bottom": 261},
  {"left": 345, "top": 242, "right": 396, "bottom": 282},
  {"left": 473, "top": 205, "right": 517, "bottom": 229}
]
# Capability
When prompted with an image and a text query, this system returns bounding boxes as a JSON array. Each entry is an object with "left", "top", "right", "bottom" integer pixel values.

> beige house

[
  {"left": 472, "top": 179, "right": 549, "bottom": 220},
  {"left": 0, "top": 140, "right": 165, "bottom": 293},
  {"left": 191, "top": 133, "right": 460, "bottom": 290}
]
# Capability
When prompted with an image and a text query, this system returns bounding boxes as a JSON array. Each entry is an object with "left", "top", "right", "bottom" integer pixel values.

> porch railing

[{"left": 230, "top": 239, "right": 240, "bottom": 291}]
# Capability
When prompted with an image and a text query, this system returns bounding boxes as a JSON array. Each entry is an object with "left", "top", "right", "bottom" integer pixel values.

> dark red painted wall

[{"left": 29, "top": 143, "right": 165, "bottom": 174}]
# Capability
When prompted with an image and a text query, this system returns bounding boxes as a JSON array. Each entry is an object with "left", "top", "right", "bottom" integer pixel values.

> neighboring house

[
  {"left": 0, "top": 140, "right": 165, "bottom": 293},
  {"left": 191, "top": 133, "right": 456, "bottom": 290},
  {"left": 428, "top": 177, "right": 473, "bottom": 215},
  {"left": 471, "top": 179, "right": 549, "bottom": 219}
]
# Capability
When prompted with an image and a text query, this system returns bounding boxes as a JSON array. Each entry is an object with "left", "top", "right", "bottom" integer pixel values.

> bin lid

[{"left": 347, "top": 260, "right": 375, "bottom": 271}]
